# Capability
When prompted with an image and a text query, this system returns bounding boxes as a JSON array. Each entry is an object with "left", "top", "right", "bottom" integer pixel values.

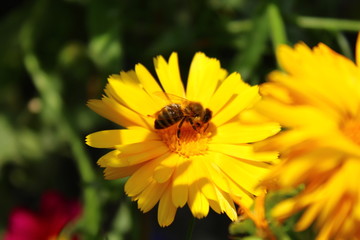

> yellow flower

[
  {"left": 86, "top": 52, "right": 280, "bottom": 226},
  {"left": 258, "top": 35, "right": 360, "bottom": 239}
]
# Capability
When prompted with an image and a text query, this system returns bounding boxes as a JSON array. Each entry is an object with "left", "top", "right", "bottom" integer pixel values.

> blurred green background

[{"left": 1, "top": 0, "right": 359, "bottom": 239}]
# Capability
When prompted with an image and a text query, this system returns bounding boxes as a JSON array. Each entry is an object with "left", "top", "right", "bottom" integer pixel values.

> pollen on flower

[
  {"left": 157, "top": 122, "right": 212, "bottom": 158},
  {"left": 342, "top": 118, "right": 360, "bottom": 146}
]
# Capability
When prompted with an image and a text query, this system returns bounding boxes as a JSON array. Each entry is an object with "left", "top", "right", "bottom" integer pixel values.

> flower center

[
  {"left": 342, "top": 118, "right": 360, "bottom": 146},
  {"left": 157, "top": 122, "right": 212, "bottom": 158}
]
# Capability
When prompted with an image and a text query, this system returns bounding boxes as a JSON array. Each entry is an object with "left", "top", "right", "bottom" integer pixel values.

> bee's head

[
  {"left": 186, "top": 102, "right": 204, "bottom": 116},
  {"left": 202, "top": 109, "right": 212, "bottom": 123}
]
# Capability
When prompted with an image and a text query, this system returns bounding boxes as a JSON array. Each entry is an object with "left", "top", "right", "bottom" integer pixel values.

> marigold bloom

[
  {"left": 4, "top": 191, "right": 81, "bottom": 240},
  {"left": 86, "top": 52, "right": 280, "bottom": 226},
  {"left": 258, "top": 35, "right": 360, "bottom": 240}
]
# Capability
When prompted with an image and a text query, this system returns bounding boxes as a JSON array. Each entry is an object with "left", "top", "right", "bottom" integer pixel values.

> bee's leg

[
  {"left": 188, "top": 118, "right": 197, "bottom": 131},
  {"left": 203, "top": 123, "right": 210, "bottom": 133},
  {"left": 188, "top": 118, "right": 202, "bottom": 132},
  {"left": 177, "top": 117, "right": 187, "bottom": 138}
]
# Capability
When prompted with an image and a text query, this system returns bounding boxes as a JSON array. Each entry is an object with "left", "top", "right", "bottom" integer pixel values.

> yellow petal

[
  {"left": 194, "top": 156, "right": 236, "bottom": 217},
  {"left": 135, "top": 63, "right": 163, "bottom": 94},
  {"left": 193, "top": 155, "right": 219, "bottom": 203},
  {"left": 124, "top": 159, "right": 160, "bottom": 197},
  {"left": 112, "top": 70, "right": 140, "bottom": 86},
  {"left": 277, "top": 43, "right": 312, "bottom": 75},
  {"left": 188, "top": 183, "right": 209, "bottom": 219},
  {"left": 208, "top": 143, "right": 253, "bottom": 158},
  {"left": 154, "top": 52, "right": 185, "bottom": 97},
  {"left": 186, "top": 52, "right": 225, "bottom": 105},
  {"left": 103, "top": 96, "right": 153, "bottom": 128},
  {"left": 314, "top": 44, "right": 360, "bottom": 115},
  {"left": 153, "top": 153, "right": 178, "bottom": 183},
  {"left": 103, "top": 164, "right": 144, "bottom": 180},
  {"left": 215, "top": 188, "right": 237, "bottom": 221},
  {"left": 87, "top": 99, "right": 150, "bottom": 129},
  {"left": 208, "top": 199, "right": 221, "bottom": 214},
  {"left": 206, "top": 155, "right": 254, "bottom": 208},
  {"left": 186, "top": 52, "right": 208, "bottom": 101},
  {"left": 86, "top": 128, "right": 159, "bottom": 148},
  {"left": 260, "top": 81, "right": 293, "bottom": 104},
  {"left": 275, "top": 43, "right": 360, "bottom": 118},
  {"left": 200, "top": 153, "right": 231, "bottom": 194},
  {"left": 208, "top": 143, "right": 278, "bottom": 167},
  {"left": 107, "top": 76, "right": 161, "bottom": 115},
  {"left": 158, "top": 185, "right": 177, "bottom": 227},
  {"left": 208, "top": 72, "right": 246, "bottom": 114},
  {"left": 116, "top": 141, "right": 169, "bottom": 167},
  {"left": 211, "top": 122, "right": 280, "bottom": 144},
  {"left": 319, "top": 174, "right": 348, "bottom": 223},
  {"left": 357, "top": 33, "right": 360, "bottom": 67},
  {"left": 277, "top": 161, "right": 311, "bottom": 187},
  {"left": 295, "top": 202, "right": 322, "bottom": 231},
  {"left": 116, "top": 140, "right": 165, "bottom": 155},
  {"left": 211, "top": 86, "right": 260, "bottom": 126},
  {"left": 136, "top": 180, "right": 168, "bottom": 213},
  {"left": 171, "top": 157, "right": 190, "bottom": 207},
  {"left": 257, "top": 129, "right": 308, "bottom": 153},
  {"left": 104, "top": 96, "right": 154, "bottom": 128},
  {"left": 267, "top": 71, "right": 344, "bottom": 120},
  {"left": 97, "top": 150, "right": 121, "bottom": 167},
  {"left": 316, "top": 221, "right": 334, "bottom": 240},
  {"left": 213, "top": 152, "right": 267, "bottom": 193},
  {"left": 272, "top": 198, "right": 297, "bottom": 220},
  {"left": 278, "top": 149, "right": 341, "bottom": 187},
  {"left": 322, "top": 131, "right": 360, "bottom": 157}
]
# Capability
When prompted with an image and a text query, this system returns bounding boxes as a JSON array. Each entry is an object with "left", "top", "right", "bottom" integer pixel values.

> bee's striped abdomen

[{"left": 154, "top": 103, "right": 184, "bottom": 129}]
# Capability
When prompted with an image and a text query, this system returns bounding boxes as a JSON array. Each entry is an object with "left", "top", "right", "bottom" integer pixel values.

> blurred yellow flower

[
  {"left": 86, "top": 52, "right": 280, "bottom": 226},
  {"left": 258, "top": 35, "right": 360, "bottom": 239}
]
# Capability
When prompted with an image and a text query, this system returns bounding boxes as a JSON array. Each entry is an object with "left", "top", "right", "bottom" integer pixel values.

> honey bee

[{"left": 152, "top": 93, "right": 212, "bottom": 138}]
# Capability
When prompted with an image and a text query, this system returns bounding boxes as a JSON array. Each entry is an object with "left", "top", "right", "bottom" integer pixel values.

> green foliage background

[{"left": 1, "top": 0, "right": 359, "bottom": 239}]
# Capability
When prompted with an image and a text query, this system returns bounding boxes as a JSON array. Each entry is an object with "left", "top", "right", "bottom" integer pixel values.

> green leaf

[
  {"left": 87, "top": 0, "right": 123, "bottom": 74},
  {"left": 230, "top": 4, "right": 270, "bottom": 82},
  {"left": 0, "top": 115, "right": 19, "bottom": 164}
]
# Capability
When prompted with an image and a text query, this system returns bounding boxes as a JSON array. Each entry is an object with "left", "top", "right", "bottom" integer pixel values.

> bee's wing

[{"left": 152, "top": 91, "right": 188, "bottom": 105}]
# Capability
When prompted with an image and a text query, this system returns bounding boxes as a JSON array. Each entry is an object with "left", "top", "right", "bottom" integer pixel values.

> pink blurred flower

[{"left": 4, "top": 191, "right": 82, "bottom": 240}]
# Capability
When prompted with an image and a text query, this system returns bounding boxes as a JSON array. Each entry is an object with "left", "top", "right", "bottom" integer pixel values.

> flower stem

[
  {"left": 296, "top": 16, "right": 360, "bottom": 32},
  {"left": 267, "top": 2, "right": 287, "bottom": 51},
  {"left": 22, "top": 49, "right": 102, "bottom": 237},
  {"left": 335, "top": 32, "right": 353, "bottom": 60},
  {"left": 266, "top": 1, "right": 287, "bottom": 69},
  {"left": 185, "top": 216, "right": 196, "bottom": 240},
  {"left": 19, "top": 0, "right": 101, "bottom": 237}
]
